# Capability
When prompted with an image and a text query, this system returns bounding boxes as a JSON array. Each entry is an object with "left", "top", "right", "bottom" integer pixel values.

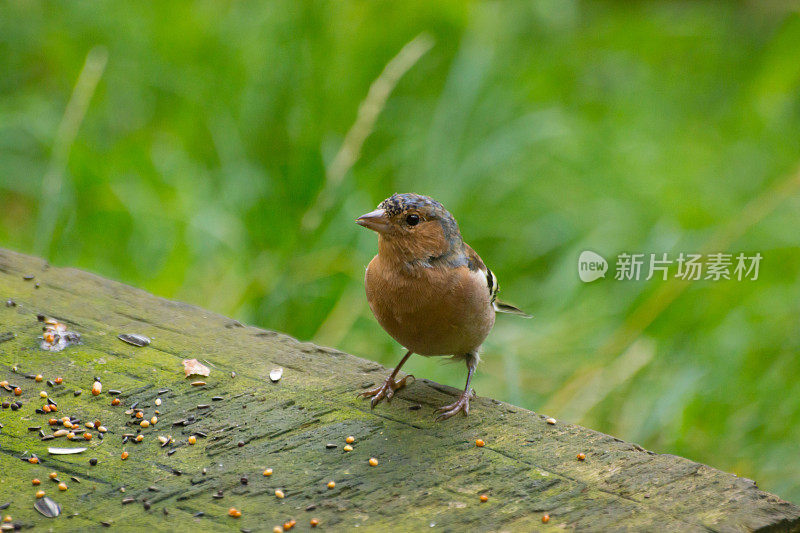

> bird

[{"left": 356, "top": 193, "right": 530, "bottom": 420}]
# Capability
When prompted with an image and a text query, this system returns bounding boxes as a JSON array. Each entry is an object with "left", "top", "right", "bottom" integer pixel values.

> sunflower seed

[
  {"left": 118, "top": 333, "right": 151, "bottom": 347},
  {"left": 34, "top": 496, "right": 61, "bottom": 517}
]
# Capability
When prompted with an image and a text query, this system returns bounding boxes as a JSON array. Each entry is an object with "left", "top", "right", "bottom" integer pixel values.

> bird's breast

[{"left": 364, "top": 256, "right": 495, "bottom": 356}]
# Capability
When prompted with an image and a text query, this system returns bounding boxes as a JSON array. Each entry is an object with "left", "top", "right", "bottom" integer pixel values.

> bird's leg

[
  {"left": 435, "top": 354, "right": 477, "bottom": 421},
  {"left": 358, "top": 350, "right": 414, "bottom": 408}
]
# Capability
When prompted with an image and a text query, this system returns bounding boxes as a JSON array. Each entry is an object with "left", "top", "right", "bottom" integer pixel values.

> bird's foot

[
  {"left": 358, "top": 374, "right": 414, "bottom": 408},
  {"left": 434, "top": 389, "right": 473, "bottom": 421}
]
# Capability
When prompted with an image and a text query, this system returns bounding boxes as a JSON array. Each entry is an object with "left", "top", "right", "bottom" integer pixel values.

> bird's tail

[{"left": 493, "top": 300, "right": 532, "bottom": 318}]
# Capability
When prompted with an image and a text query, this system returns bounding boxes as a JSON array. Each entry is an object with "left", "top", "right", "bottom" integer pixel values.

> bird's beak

[{"left": 356, "top": 208, "right": 390, "bottom": 233}]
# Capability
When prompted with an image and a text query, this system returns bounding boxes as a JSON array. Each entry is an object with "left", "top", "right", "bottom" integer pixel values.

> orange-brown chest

[{"left": 364, "top": 255, "right": 495, "bottom": 356}]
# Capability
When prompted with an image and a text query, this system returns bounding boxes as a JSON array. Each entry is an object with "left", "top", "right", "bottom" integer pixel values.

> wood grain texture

[{"left": 0, "top": 248, "right": 798, "bottom": 532}]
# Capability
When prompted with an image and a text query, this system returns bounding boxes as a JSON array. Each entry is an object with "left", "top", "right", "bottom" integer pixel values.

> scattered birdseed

[
  {"left": 140, "top": 421, "right": 150, "bottom": 428},
  {"left": 577, "top": 453, "right": 586, "bottom": 461},
  {"left": 475, "top": 439, "right": 485, "bottom": 447},
  {"left": 32, "top": 479, "right": 41, "bottom": 485},
  {"left": 345, "top": 436, "right": 355, "bottom": 444},
  {"left": 91, "top": 381, "right": 102, "bottom": 396},
  {"left": 343, "top": 445, "right": 353, "bottom": 452},
  {"left": 479, "top": 494, "right": 488, "bottom": 503},
  {"left": 275, "top": 489, "right": 285, "bottom": 499},
  {"left": 150, "top": 416, "right": 158, "bottom": 425},
  {"left": 237, "top": 440, "right": 245, "bottom": 447},
  {"left": 35, "top": 375, "right": 43, "bottom": 382},
  {"left": 155, "top": 398, "right": 162, "bottom": 406},
  {"left": 54, "top": 377, "right": 62, "bottom": 385},
  {"left": 325, "top": 443, "right": 337, "bottom": 449},
  {"left": 111, "top": 398, "right": 120, "bottom": 406},
  {"left": 368, "top": 457, "right": 378, "bottom": 467},
  {"left": 228, "top": 508, "right": 242, "bottom": 518},
  {"left": 121, "top": 452, "right": 129, "bottom": 460},
  {"left": 263, "top": 468, "right": 273, "bottom": 476},
  {"left": 545, "top": 417, "right": 557, "bottom": 425},
  {"left": 89, "top": 458, "right": 97, "bottom": 466},
  {"left": 191, "top": 381, "right": 206, "bottom": 387},
  {"left": 49, "top": 472, "right": 58, "bottom": 479},
  {"left": 122, "top": 498, "right": 135, "bottom": 505},
  {"left": 188, "top": 436, "right": 196, "bottom": 445},
  {"left": 58, "top": 483, "right": 67, "bottom": 491},
  {"left": 542, "top": 514, "right": 550, "bottom": 523},
  {"left": 273, "top": 527, "right": 282, "bottom": 533},
  {"left": 28, "top": 457, "right": 39, "bottom": 464},
  {"left": 135, "top": 435, "right": 143, "bottom": 442},
  {"left": 310, "top": 518, "right": 319, "bottom": 527},
  {"left": 327, "top": 481, "right": 335, "bottom": 489},
  {"left": 74, "top": 390, "right": 82, "bottom": 397},
  {"left": 269, "top": 368, "right": 283, "bottom": 382},
  {"left": 35, "top": 491, "right": 45, "bottom": 499}
]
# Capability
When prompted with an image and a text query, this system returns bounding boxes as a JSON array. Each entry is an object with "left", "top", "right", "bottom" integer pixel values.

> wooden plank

[{"left": 0, "top": 247, "right": 798, "bottom": 532}]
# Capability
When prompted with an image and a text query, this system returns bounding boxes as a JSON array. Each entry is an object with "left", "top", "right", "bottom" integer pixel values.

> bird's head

[{"left": 356, "top": 193, "right": 463, "bottom": 264}]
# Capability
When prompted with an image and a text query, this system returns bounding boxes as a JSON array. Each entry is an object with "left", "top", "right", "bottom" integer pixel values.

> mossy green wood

[{"left": 0, "top": 248, "right": 798, "bottom": 533}]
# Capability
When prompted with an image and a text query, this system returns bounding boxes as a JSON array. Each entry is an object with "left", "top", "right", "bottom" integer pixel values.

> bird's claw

[
  {"left": 434, "top": 389, "right": 473, "bottom": 421},
  {"left": 358, "top": 374, "right": 414, "bottom": 408}
]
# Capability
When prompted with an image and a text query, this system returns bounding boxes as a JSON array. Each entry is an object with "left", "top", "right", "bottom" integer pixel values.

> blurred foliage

[{"left": 2, "top": 0, "right": 800, "bottom": 503}]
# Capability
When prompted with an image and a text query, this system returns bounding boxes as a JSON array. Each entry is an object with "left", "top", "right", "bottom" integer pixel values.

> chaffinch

[{"left": 356, "top": 193, "right": 530, "bottom": 420}]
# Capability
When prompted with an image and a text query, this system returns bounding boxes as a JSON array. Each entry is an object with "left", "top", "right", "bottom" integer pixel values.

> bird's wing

[{"left": 463, "top": 244, "right": 532, "bottom": 318}]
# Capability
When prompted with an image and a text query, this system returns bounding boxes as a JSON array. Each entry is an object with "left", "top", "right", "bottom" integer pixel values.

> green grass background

[{"left": 2, "top": 1, "right": 800, "bottom": 503}]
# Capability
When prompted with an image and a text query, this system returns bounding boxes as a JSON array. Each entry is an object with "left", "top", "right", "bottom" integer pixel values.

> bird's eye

[{"left": 406, "top": 214, "right": 420, "bottom": 226}]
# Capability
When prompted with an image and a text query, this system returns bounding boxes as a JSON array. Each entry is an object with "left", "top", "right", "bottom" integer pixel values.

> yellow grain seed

[
  {"left": 263, "top": 468, "right": 273, "bottom": 476},
  {"left": 327, "top": 481, "right": 335, "bottom": 489},
  {"left": 345, "top": 436, "right": 355, "bottom": 444},
  {"left": 343, "top": 445, "right": 353, "bottom": 452},
  {"left": 368, "top": 457, "right": 378, "bottom": 467},
  {"left": 275, "top": 489, "right": 285, "bottom": 499}
]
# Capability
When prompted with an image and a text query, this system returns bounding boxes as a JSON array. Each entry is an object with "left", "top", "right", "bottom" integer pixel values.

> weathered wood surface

[{"left": 0, "top": 248, "right": 798, "bottom": 533}]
